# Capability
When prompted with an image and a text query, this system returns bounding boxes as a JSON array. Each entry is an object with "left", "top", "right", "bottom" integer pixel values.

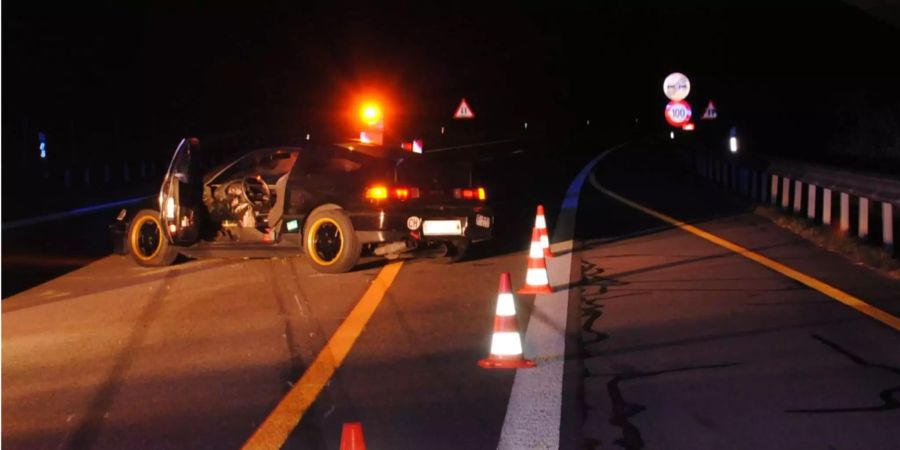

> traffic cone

[
  {"left": 534, "top": 205, "right": 552, "bottom": 258},
  {"left": 340, "top": 422, "right": 366, "bottom": 450},
  {"left": 479, "top": 273, "right": 536, "bottom": 369},
  {"left": 518, "top": 227, "right": 553, "bottom": 295}
]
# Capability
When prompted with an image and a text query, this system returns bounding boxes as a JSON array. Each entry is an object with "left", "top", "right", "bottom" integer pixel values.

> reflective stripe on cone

[
  {"left": 519, "top": 227, "right": 553, "bottom": 295},
  {"left": 479, "top": 272, "right": 536, "bottom": 369},
  {"left": 535, "top": 204, "right": 552, "bottom": 258}
]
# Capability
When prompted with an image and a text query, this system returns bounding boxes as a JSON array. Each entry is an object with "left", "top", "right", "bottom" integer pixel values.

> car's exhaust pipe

[{"left": 373, "top": 239, "right": 417, "bottom": 257}]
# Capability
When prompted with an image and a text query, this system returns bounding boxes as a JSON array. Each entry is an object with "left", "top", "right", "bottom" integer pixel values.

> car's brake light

[
  {"left": 366, "top": 185, "right": 420, "bottom": 201},
  {"left": 366, "top": 186, "right": 389, "bottom": 200},
  {"left": 454, "top": 187, "right": 487, "bottom": 201}
]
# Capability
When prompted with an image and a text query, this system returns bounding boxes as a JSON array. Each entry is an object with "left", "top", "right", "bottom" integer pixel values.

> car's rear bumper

[{"left": 349, "top": 205, "right": 493, "bottom": 244}]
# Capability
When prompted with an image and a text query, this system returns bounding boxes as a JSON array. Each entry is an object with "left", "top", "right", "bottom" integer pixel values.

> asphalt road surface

[{"left": 4, "top": 140, "right": 899, "bottom": 449}]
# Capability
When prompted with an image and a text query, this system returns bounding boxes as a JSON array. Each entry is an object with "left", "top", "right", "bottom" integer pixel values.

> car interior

[{"left": 201, "top": 149, "right": 299, "bottom": 243}]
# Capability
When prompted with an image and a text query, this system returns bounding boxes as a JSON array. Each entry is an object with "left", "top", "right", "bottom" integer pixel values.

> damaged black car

[{"left": 111, "top": 137, "right": 493, "bottom": 273}]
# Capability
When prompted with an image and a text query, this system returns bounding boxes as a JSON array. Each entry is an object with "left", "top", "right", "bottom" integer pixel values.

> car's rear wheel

[
  {"left": 437, "top": 239, "right": 470, "bottom": 263},
  {"left": 303, "top": 208, "right": 361, "bottom": 273},
  {"left": 128, "top": 209, "right": 178, "bottom": 267}
]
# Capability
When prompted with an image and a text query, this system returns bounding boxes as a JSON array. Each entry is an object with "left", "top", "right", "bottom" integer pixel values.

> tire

[
  {"left": 443, "top": 239, "right": 470, "bottom": 263},
  {"left": 128, "top": 209, "right": 178, "bottom": 267},
  {"left": 302, "top": 208, "right": 361, "bottom": 273}
]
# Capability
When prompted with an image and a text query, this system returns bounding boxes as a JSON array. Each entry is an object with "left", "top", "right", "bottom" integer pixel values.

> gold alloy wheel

[
  {"left": 131, "top": 214, "right": 163, "bottom": 261},
  {"left": 306, "top": 217, "right": 345, "bottom": 266}
]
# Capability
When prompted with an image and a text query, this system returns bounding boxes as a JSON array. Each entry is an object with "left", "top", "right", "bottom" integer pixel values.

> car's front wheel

[
  {"left": 302, "top": 208, "right": 361, "bottom": 273},
  {"left": 128, "top": 209, "right": 178, "bottom": 267}
]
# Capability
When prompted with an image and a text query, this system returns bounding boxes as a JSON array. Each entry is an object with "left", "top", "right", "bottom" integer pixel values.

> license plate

[
  {"left": 475, "top": 214, "right": 491, "bottom": 228},
  {"left": 422, "top": 220, "right": 463, "bottom": 236}
]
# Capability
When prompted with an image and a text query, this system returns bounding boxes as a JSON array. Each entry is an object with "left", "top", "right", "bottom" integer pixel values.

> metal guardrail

[
  {"left": 766, "top": 157, "right": 900, "bottom": 205},
  {"left": 690, "top": 151, "right": 898, "bottom": 256}
]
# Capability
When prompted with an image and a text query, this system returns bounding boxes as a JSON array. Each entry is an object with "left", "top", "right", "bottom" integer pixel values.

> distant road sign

[
  {"left": 663, "top": 72, "right": 691, "bottom": 101},
  {"left": 702, "top": 100, "right": 718, "bottom": 119},
  {"left": 665, "top": 100, "right": 692, "bottom": 126},
  {"left": 454, "top": 98, "right": 475, "bottom": 119}
]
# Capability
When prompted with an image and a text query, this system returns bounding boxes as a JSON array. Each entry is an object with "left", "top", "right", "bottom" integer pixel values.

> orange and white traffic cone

[
  {"left": 340, "top": 422, "right": 367, "bottom": 450},
  {"left": 534, "top": 204, "right": 552, "bottom": 258},
  {"left": 518, "top": 227, "right": 553, "bottom": 295},
  {"left": 479, "top": 273, "right": 536, "bottom": 369}
]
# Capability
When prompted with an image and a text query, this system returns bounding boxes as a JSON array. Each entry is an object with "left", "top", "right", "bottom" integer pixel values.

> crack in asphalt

[
  {"left": 785, "top": 334, "right": 900, "bottom": 414},
  {"left": 578, "top": 259, "right": 743, "bottom": 449},
  {"left": 606, "top": 362, "right": 742, "bottom": 450}
]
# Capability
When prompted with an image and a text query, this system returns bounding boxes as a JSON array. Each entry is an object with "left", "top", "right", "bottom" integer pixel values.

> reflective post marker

[
  {"left": 771, "top": 175, "right": 779, "bottom": 206},
  {"left": 807, "top": 184, "right": 816, "bottom": 220},
  {"left": 793, "top": 180, "right": 802, "bottom": 213},
  {"left": 883, "top": 202, "right": 894, "bottom": 252},
  {"left": 840, "top": 192, "right": 850, "bottom": 233},
  {"left": 859, "top": 197, "right": 869, "bottom": 239},
  {"left": 823, "top": 188, "right": 832, "bottom": 226},
  {"left": 782, "top": 177, "right": 791, "bottom": 209}
]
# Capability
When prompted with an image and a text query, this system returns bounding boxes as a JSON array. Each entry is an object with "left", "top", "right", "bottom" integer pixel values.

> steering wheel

[{"left": 241, "top": 176, "right": 271, "bottom": 208}]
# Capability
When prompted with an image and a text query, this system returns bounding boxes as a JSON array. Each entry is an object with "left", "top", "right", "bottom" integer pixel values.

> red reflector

[{"left": 454, "top": 187, "right": 486, "bottom": 200}]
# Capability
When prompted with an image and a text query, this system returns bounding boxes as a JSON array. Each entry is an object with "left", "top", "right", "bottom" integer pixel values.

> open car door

[{"left": 159, "top": 137, "right": 202, "bottom": 245}]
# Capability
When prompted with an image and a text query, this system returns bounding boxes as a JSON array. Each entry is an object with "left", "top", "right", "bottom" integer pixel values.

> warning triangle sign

[
  {"left": 453, "top": 98, "right": 475, "bottom": 119},
  {"left": 702, "top": 100, "right": 718, "bottom": 120}
]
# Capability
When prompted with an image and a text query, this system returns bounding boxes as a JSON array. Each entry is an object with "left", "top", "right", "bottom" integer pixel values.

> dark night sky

[{"left": 4, "top": 1, "right": 900, "bottom": 168}]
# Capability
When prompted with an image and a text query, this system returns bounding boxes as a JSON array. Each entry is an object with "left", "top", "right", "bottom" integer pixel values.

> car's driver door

[{"left": 159, "top": 137, "right": 202, "bottom": 245}]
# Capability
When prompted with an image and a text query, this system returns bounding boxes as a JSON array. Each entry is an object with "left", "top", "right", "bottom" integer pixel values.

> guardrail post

[
  {"left": 782, "top": 177, "right": 791, "bottom": 209},
  {"left": 807, "top": 184, "right": 816, "bottom": 220},
  {"left": 771, "top": 175, "right": 779, "bottom": 205},
  {"left": 840, "top": 192, "right": 850, "bottom": 233},
  {"left": 749, "top": 170, "right": 757, "bottom": 200},
  {"left": 884, "top": 202, "right": 894, "bottom": 253},
  {"left": 858, "top": 197, "right": 869, "bottom": 239},
  {"left": 740, "top": 168, "right": 748, "bottom": 195},
  {"left": 823, "top": 188, "right": 832, "bottom": 225},
  {"left": 761, "top": 172, "right": 768, "bottom": 203},
  {"left": 793, "top": 180, "right": 802, "bottom": 213}
]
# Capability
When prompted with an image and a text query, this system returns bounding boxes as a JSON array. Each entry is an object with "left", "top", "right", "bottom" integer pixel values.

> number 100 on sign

[{"left": 665, "top": 100, "right": 692, "bottom": 127}]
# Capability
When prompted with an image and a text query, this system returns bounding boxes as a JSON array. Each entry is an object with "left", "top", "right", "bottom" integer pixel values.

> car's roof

[{"left": 198, "top": 141, "right": 421, "bottom": 184}]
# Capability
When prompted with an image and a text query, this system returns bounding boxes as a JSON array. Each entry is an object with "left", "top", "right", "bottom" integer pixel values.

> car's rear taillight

[
  {"left": 453, "top": 187, "right": 487, "bottom": 201},
  {"left": 365, "top": 185, "right": 420, "bottom": 201}
]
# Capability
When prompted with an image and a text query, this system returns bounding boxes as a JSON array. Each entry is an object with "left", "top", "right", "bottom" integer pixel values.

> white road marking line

[
  {"left": 498, "top": 149, "right": 616, "bottom": 449},
  {"left": 498, "top": 253, "right": 571, "bottom": 449}
]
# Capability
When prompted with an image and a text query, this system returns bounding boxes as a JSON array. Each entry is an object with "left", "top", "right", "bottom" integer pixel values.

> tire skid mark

[
  {"left": 267, "top": 261, "right": 307, "bottom": 387},
  {"left": 785, "top": 334, "right": 900, "bottom": 413},
  {"left": 64, "top": 268, "right": 180, "bottom": 450}
]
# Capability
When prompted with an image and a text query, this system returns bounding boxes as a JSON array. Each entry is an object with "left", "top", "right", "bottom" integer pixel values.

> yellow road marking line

[
  {"left": 242, "top": 262, "right": 405, "bottom": 449},
  {"left": 590, "top": 173, "right": 900, "bottom": 332}
]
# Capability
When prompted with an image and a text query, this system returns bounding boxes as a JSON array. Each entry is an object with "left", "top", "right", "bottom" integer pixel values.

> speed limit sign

[{"left": 665, "top": 100, "right": 692, "bottom": 127}]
